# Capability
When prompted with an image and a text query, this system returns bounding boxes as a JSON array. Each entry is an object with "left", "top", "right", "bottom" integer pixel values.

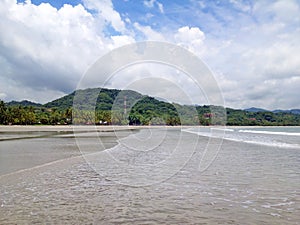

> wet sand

[
  {"left": 0, "top": 125, "right": 143, "bottom": 132},
  {"left": 0, "top": 126, "right": 299, "bottom": 224},
  {"left": 0, "top": 125, "right": 141, "bottom": 177}
]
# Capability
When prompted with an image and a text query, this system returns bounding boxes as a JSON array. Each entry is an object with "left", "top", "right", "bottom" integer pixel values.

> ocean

[{"left": 0, "top": 126, "right": 299, "bottom": 224}]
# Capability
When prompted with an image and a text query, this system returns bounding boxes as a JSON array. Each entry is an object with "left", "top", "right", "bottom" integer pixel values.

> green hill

[
  {"left": 44, "top": 91, "right": 75, "bottom": 109},
  {"left": 7, "top": 100, "right": 42, "bottom": 107},
  {"left": 44, "top": 88, "right": 143, "bottom": 111},
  {"left": 41, "top": 87, "right": 181, "bottom": 125},
  {"left": 1, "top": 87, "right": 300, "bottom": 126}
]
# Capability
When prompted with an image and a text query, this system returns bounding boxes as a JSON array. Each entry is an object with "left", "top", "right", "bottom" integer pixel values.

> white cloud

[
  {"left": 254, "top": 0, "right": 300, "bottom": 24},
  {"left": 110, "top": 35, "right": 135, "bottom": 49},
  {"left": 0, "top": 0, "right": 299, "bottom": 110},
  {"left": 82, "top": 0, "right": 126, "bottom": 32},
  {"left": 229, "top": 0, "right": 251, "bottom": 12},
  {"left": 143, "top": 0, "right": 164, "bottom": 14},
  {"left": 0, "top": 0, "right": 132, "bottom": 103},
  {"left": 0, "top": 93, "right": 7, "bottom": 100},
  {"left": 157, "top": 2, "right": 164, "bottom": 14},
  {"left": 104, "top": 63, "right": 208, "bottom": 105},
  {"left": 174, "top": 26, "right": 205, "bottom": 56},
  {"left": 143, "top": 0, "right": 155, "bottom": 8},
  {"left": 195, "top": 0, "right": 300, "bottom": 109},
  {"left": 134, "top": 22, "right": 165, "bottom": 41}
]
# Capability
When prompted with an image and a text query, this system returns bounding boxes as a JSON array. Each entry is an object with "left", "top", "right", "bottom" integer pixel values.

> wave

[
  {"left": 211, "top": 128, "right": 234, "bottom": 132},
  {"left": 224, "top": 137, "right": 300, "bottom": 149},
  {"left": 183, "top": 127, "right": 234, "bottom": 139},
  {"left": 183, "top": 129, "right": 213, "bottom": 138},
  {"left": 0, "top": 155, "right": 83, "bottom": 180},
  {"left": 183, "top": 128, "right": 300, "bottom": 149},
  {"left": 238, "top": 129, "right": 300, "bottom": 136}
]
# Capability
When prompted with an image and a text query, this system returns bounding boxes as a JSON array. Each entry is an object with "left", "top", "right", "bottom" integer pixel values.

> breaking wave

[{"left": 183, "top": 127, "right": 300, "bottom": 149}]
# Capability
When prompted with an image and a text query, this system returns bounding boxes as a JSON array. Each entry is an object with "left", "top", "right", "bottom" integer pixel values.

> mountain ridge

[
  {"left": 6, "top": 100, "right": 42, "bottom": 107},
  {"left": 6, "top": 90, "right": 300, "bottom": 115},
  {"left": 1, "top": 87, "right": 300, "bottom": 126},
  {"left": 245, "top": 107, "right": 300, "bottom": 115}
]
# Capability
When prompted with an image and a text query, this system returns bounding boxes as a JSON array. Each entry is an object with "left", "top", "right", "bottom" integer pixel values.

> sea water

[
  {"left": 184, "top": 126, "right": 300, "bottom": 149},
  {"left": 0, "top": 126, "right": 299, "bottom": 224}
]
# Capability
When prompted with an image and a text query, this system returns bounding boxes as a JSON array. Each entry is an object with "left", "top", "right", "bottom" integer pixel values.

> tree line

[
  {"left": 1, "top": 87, "right": 300, "bottom": 126},
  {"left": 0, "top": 100, "right": 72, "bottom": 125},
  {"left": 1, "top": 99, "right": 300, "bottom": 126}
]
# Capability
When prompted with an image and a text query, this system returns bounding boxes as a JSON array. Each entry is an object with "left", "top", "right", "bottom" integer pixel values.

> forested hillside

[{"left": 0, "top": 88, "right": 299, "bottom": 126}]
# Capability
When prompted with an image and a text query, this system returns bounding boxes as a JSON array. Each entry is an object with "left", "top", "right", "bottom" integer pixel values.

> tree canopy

[{"left": 1, "top": 88, "right": 299, "bottom": 126}]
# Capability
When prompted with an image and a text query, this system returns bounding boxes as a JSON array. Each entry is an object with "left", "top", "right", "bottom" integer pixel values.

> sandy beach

[
  {"left": 0, "top": 125, "right": 143, "bottom": 132},
  {"left": 0, "top": 125, "right": 299, "bottom": 224},
  {"left": 2, "top": 124, "right": 292, "bottom": 132}
]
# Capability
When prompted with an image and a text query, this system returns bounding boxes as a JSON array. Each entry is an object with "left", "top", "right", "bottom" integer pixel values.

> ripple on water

[{"left": 0, "top": 128, "right": 299, "bottom": 224}]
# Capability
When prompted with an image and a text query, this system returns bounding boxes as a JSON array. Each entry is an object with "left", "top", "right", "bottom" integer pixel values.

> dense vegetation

[{"left": 0, "top": 88, "right": 299, "bottom": 126}]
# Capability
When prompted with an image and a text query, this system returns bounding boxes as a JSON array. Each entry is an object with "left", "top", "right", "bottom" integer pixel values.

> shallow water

[{"left": 0, "top": 127, "right": 299, "bottom": 224}]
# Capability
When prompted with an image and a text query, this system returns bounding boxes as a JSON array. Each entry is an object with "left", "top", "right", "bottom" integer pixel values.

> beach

[{"left": 0, "top": 125, "right": 299, "bottom": 224}]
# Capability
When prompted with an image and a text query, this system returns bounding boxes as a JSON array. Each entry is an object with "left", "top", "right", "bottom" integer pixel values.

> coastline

[
  {"left": 1, "top": 124, "right": 299, "bottom": 132},
  {"left": 0, "top": 125, "right": 142, "bottom": 132}
]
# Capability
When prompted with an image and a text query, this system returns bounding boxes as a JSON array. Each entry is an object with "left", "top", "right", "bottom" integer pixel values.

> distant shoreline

[
  {"left": 0, "top": 125, "right": 141, "bottom": 132},
  {"left": 1, "top": 125, "right": 299, "bottom": 132}
]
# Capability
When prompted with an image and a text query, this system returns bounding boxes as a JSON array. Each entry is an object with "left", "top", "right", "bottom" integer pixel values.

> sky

[{"left": 0, "top": 0, "right": 299, "bottom": 110}]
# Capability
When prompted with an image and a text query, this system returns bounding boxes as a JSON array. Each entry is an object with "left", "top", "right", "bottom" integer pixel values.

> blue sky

[
  {"left": 19, "top": 0, "right": 83, "bottom": 8},
  {"left": 1, "top": 0, "right": 300, "bottom": 109}
]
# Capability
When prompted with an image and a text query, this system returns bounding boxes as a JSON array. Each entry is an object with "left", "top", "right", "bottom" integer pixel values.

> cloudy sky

[{"left": 0, "top": 0, "right": 299, "bottom": 110}]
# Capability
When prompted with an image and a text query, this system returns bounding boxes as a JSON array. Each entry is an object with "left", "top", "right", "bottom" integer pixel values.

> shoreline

[
  {"left": 0, "top": 125, "right": 299, "bottom": 132},
  {"left": 0, "top": 125, "right": 142, "bottom": 132}
]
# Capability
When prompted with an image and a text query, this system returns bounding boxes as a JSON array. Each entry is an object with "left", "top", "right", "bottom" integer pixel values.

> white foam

[
  {"left": 183, "top": 129, "right": 213, "bottom": 138},
  {"left": 238, "top": 129, "right": 300, "bottom": 136},
  {"left": 234, "top": 139, "right": 300, "bottom": 149},
  {"left": 211, "top": 128, "right": 234, "bottom": 132},
  {"left": 182, "top": 128, "right": 300, "bottom": 149},
  {"left": 262, "top": 201, "right": 295, "bottom": 208}
]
